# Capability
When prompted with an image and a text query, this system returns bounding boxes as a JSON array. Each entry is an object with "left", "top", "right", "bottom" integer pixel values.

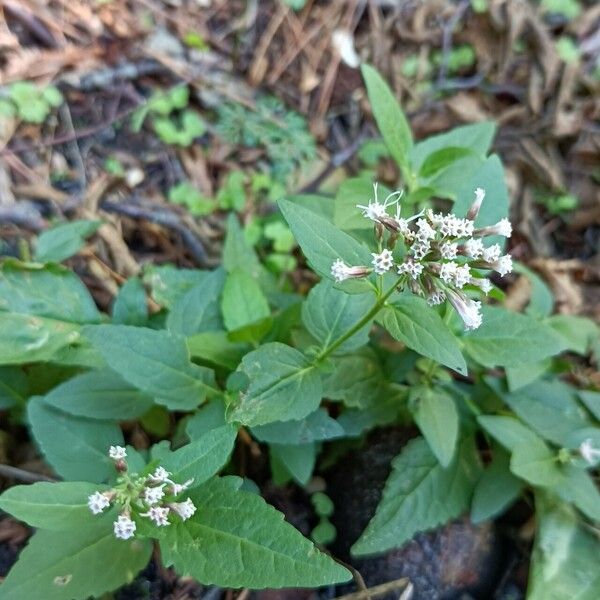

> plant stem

[{"left": 316, "top": 277, "right": 402, "bottom": 361}]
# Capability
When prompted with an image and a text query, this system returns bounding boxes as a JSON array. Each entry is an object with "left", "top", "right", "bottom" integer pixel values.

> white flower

[
  {"left": 171, "top": 479, "right": 194, "bottom": 496},
  {"left": 150, "top": 466, "right": 172, "bottom": 483},
  {"left": 394, "top": 217, "right": 412, "bottom": 236},
  {"left": 397, "top": 259, "right": 423, "bottom": 280},
  {"left": 427, "top": 210, "right": 445, "bottom": 227},
  {"left": 454, "top": 218, "right": 474, "bottom": 238},
  {"left": 475, "top": 218, "right": 513, "bottom": 238},
  {"left": 471, "top": 277, "right": 493, "bottom": 294},
  {"left": 440, "top": 215, "right": 459, "bottom": 237},
  {"left": 440, "top": 242, "right": 458, "bottom": 260},
  {"left": 171, "top": 498, "right": 196, "bottom": 521},
  {"left": 143, "top": 506, "right": 170, "bottom": 527},
  {"left": 330, "top": 259, "right": 369, "bottom": 283},
  {"left": 492, "top": 254, "right": 513, "bottom": 276},
  {"left": 88, "top": 491, "right": 110, "bottom": 515},
  {"left": 439, "top": 261, "right": 458, "bottom": 283},
  {"left": 467, "top": 188, "right": 485, "bottom": 220},
  {"left": 464, "top": 238, "right": 484, "bottom": 259},
  {"left": 371, "top": 249, "right": 394, "bottom": 274},
  {"left": 427, "top": 291, "right": 446, "bottom": 306},
  {"left": 143, "top": 485, "right": 165, "bottom": 506},
  {"left": 453, "top": 264, "right": 471, "bottom": 289},
  {"left": 113, "top": 515, "right": 136, "bottom": 540},
  {"left": 412, "top": 240, "right": 430, "bottom": 260},
  {"left": 109, "top": 446, "right": 127, "bottom": 460},
  {"left": 447, "top": 290, "right": 482, "bottom": 330},
  {"left": 357, "top": 199, "right": 386, "bottom": 221},
  {"left": 482, "top": 244, "right": 501, "bottom": 263},
  {"left": 580, "top": 439, "right": 600, "bottom": 465},
  {"left": 416, "top": 218, "right": 435, "bottom": 241}
]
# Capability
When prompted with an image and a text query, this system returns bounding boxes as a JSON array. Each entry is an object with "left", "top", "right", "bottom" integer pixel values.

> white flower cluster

[
  {"left": 87, "top": 446, "right": 197, "bottom": 541},
  {"left": 331, "top": 186, "right": 514, "bottom": 330}
]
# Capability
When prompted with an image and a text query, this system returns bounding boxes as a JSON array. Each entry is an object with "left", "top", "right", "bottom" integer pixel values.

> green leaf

[
  {"left": 418, "top": 146, "right": 475, "bottom": 179},
  {"left": 302, "top": 280, "right": 373, "bottom": 354},
  {"left": 41, "top": 86, "right": 64, "bottom": 108},
  {"left": 84, "top": 324, "right": 217, "bottom": 411},
  {"left": 162, "top": 425, "right": 237, "bottom": 486},
  {"left": 478, "top": 415, "right": 542, "bottom": 452},
  {"left": 0, "top": 514, "right": 152, "bottom": 600},
  {"left": 43, "top": 368, "right": 154, "bottom": 420},
  {"left": 227, "top": 342, "right": 322, "bottom": 426},
  {"left": 187, "top": 331, "right": 248, "bottom": 370},
  {"left": 352, "top": 436, "right": 481, "bottom": 556},
  {"left": 0, "top": 481, "right": 102, "bottom": 530},
  {"left": 510, "top": 439, "right": 561, "bottom": 487},
  {"left": 471, "top": 450, "right": 523, "bottom": 523},
  {"left": 278, "top": 199, "right": 372, "bottom": 286},
  {"left": 548, "top": 314, "right": 598, "bottom": 355},
  {"left": 379, "top": 296, "right": 467, "bottom": 375},
  {"left": 505, "top": 359, "right": 551, "bottom": 391},
  {"left": 0, "top": 261, "right": 101, "bottom": 324},
  {"left": 143, "top": 265, "right": 211, "bottom": 308},
  {"left": 112, "top": 278, "right": 148, "bottom": 326},
  {"left": 528, "top": 494, "right": 600, "bottom": 600},
  {"left": 554, "top": 464, "right": 600, "bottom": 521},
  {"left": 270, "top": 443, "right": 316, "bottom": 486},
  {"left": 0, "top": 366, "right": 28, "bottom": 408},
  {"left": 27, "top": 396, "right": 123, "bottom": 482},
  {"left": 156, "top": 476, "right": 352, "bottom": 588},
  {"left": 579, "top": 391, "right": 600, "bottom": 421},
  {"left": 361, "top": 64, "right": 413, "bottom": 182},
  {"left": 252, "top": 408, "right": 344, "bottom": 444},
  {"left": 222, "top": 214, "right": 261, "bottom": 277},
  {"left": 167, "top": 268, "right": 225, "bottom": 336},
  {"left": 35, "top": 220, "right": 102, "bottom": 263},
  {"left": 413, "top": 387, "right": 459, "bottom": 467},
  {"left": 222, "top": 270, "right": 270, "bottom": 332},
  {"left": 462, "top": 306, "right": 566, "bottom": 368},
  {"left": 333, "top": 176, "right": 391, "bottom": 231},
  {"left": 185, "top": 399, "right": 227, "bottom": 440}
]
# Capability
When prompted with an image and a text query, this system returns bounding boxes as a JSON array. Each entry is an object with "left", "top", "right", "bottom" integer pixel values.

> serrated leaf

[
  {"left": 0, "top": 481, "right": 103, "bottom": 530},
  {"left": 463, "top": 306, "right": 566, "bottom": 368},
  {"left": 413, "top": 387, "right": 459, "bottom": 467},
  {"left": 352, "top": 436, "right": 481, "bottom": 556},
  {"left": 278, "top": 199, "right": 372, "bottom": 287},
  {"left": 0, "top": 514, "right": 152, "bottom": 600},
  {"left": 83, "top": 324, "right": 217, "bottom": 411},
  {"left": 156, "top": 476, "right": 352, "bottom": 588},
  {"left": 361, "top": 64, "right": 413, "bottom": 182},
  {"left": 0, "top": 261, "right": 101, "bottom": 324},
  {"left": 43, "top": 368, "right": 154, "bottom": 420},
  {"left": 222, "top": 270, "right": 270, "bottom": 332},
  {"left": 161, "top": 424, "right": 237, "bottom": 486},
  {"left": 35, "top": 220, "right": 101, "bottom": 263},
  {"left": 379, "top": 297, "right": 467, "bottom": 375},
  {"left": 167, "top": 268, "right": 225, "bottom": 336},
  {"left": 27, "top": 397, "right": 123, "bottom": 482},
  {"left": 227, "top": 342, "right": 322, "bottom": 427},
  {"left": 112, "top": 278, "right": 148, "bottom": 326},
  {"left": 252, "top": 408, "right": 344, "bottom": 444}
]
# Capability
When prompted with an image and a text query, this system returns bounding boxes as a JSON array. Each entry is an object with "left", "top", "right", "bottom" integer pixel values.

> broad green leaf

[
  {"left": 167, "top": 268, "right": 225, "bottom": 336},
  {"left": 27, "top": 397, "right": 123, "bottom": 483},
  {"left": 500, "top": 380, "right": 591, "bottom": 447},
  {"left": 463, "top": 306, "right": 566, "bottom": 368},
  {"left": 252, "top": 408, "right": 344, "bottom": 444},
  {"left": 352, "top": 436, "right": 481, "bottom": 556},
  {"left": 222, "top": 213, "right": 261, "bottom": 277},
  {"left": 338, "top": 396, "right": 402, "bottom": 437},
  {"left": 379, "top": 297, "right": 467, "bottom": 375},
  {"left": 185, "top": 399, "right": 227, "bottom": 440},
  {"left": 515, "top": 263, "right": 554, "bottom": 318},
  {"left": 285, "top": 194, "right": 334, "bottom": 220},
  {"left": 413, "top": 387, "right": 459, "bottom": 467},
  {"left": 554, "top": 464, "right": 600, "bottom": 521},
  {"left": 112, "top": 278, "right": 148, "bottom": 326},
  {"left": 43, "top": 368, "right": 154, "bottom": 420},
  {"left": 35, "top": 220, "right": 101, "bottom": 263},
  {"left": 410, "top": 121, "right": 495, "bottom": 171},
  {"left": 418, "top": 147, "right": 475, "bottom": 179},
  {"left": 478, "top": 415, "right": 542, "bottom": 452},
  {"left": 84, "top": 325, "right": 216, "bottom": 411},
  {"left": 471, "top": 450, "right": 523, "bottom": 523},
  {"left": 528, "top": 494, "right": 600, "bottom": 600},
  {"left": 228, "top": 343, "right": 322, "bottom": 427},
  {"left": 505, "top": 359, "right": 551, "bottom": 391},
  {"left": 156, "top": 476, "right": 352, "bottom": 588},
  {"left": 361, "top": 64, "right": 413, "bottom": 182},
  {"left": 302, "top": 280, "right": 373, "bottom": 353},
  {"left": 0, "top": 366, "right": 28, "bottom": 408},
  {"left": 271, "top": 443, "right": 316, "bottom": 486},
  {"left": 222, "top": 270, "right": 270, "bottom": 332},
  {"left": 0, "top": 481, "right": 103, "bottom": 530},
  {"left": 579, "top": 391, "right": 600, "bottom": 421},
  {"left": 278, "top": 199, "right": 372, "bottom": 285},
  {"left": 187, "top": 331, "right": 248, "bottom": 370},
  {"left": 510, "top": 439, "right": 561, "bottom": 487},
  {"left": 161, "top": 424, "right": 237, "bottom": 486},
  {"left": 0, "top": 514, "right": 152, "bottom": 600},
  {"left": 0, "top": 262, "right": 101, "bottom": 324},
  {"left": 548, "top": 314, "right": 598, "bottom": 355},
  {"left": 143, "top": 265, "right": 212, "bottom": 308}
]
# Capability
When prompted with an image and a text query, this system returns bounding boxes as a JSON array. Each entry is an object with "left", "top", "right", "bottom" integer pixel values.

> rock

[{"left": 327, "top": 427, "right": 504, "bottom": 600}]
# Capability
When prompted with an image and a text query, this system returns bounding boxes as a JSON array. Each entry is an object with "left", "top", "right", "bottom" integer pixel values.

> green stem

[{"left": 316, "top": 277, "right": 402, "bottom": 361}]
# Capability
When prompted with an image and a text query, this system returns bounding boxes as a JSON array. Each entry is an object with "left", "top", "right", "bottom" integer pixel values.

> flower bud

[{"left": 466, "top": 188, "right": 485, "bottom": 221}]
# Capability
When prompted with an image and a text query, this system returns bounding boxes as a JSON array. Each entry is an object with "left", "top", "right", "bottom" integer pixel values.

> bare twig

[{"left": 0, "top": 464, "right": 56, "bottom": 483}]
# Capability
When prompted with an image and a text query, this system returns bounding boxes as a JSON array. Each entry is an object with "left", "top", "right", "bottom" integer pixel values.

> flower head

[
  {"left": 171, "top": 479, "right": 194, "bottom": 496},
  {"left": 440, "top": 242, "right": 458, "bottom": 260},
  {"left": 114, "top": 514, "right": 136, "bottom": 540},
  {"left": 331, "top": 259, "right": 369, "bottom": 283},
  {"left": 447, "top": 289, "right": 483, "bottom": 330},
  {"left": 170, "top": 498, "right": 197, "bottom": 521},
  {"left": 427, "top": 291, "right": 446, "bottom": 306},
  {"left": 143, "top": 485, "right": 165, "bottom": 506},
  {"left": 150, "top": 466, "right": 172, "bottom": 483},
  {"left": 467, "top": 188, "right": 485, "bottom": 220},
  {"left": 371, "top": 249, "right": 394, "bottom": 274},
  {"left": 580, "top": 439, "right": 600, "bottom": 465},
  {"left": 482, "top": 244, "right": 501, "bottom": 263},
  {"left": 463, "top": 238, "right": 484, "bottom": 259},
  {"left": 142, "top": 506, "right": 170, "bottom": 527},
  {"left": 88, "top": 491, "right": 110, "bottom": 515},
  {"left": 109, "top": 446, "right": 127, "bottom": 460}
]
